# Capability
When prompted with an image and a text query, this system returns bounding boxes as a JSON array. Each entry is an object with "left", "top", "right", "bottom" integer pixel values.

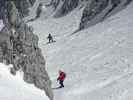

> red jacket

[{"left": 57, "top": 71, "right": 65, "bottom": 81}]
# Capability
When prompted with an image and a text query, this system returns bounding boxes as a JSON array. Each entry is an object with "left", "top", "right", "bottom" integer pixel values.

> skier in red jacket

[{"left": 57, "top": 70, "right": 66, "bottom": 88}]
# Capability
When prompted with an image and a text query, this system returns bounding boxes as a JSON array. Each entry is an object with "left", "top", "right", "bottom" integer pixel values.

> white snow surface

[
  {"left": 28, "top": 2, "right": 133, "bottom": 100},
  {"left": 0, "top": 63, "right": 49, "bottom": 100},
  {"left": 0, "top": 20, "right": 4, "bottom": 31}
]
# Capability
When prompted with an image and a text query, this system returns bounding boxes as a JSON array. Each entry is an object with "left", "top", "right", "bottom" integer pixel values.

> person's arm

[
  {"left": 47, "top": 35, "right": 50, "bottom": 39},
  {"left": 58, "top": 73, "right": 64, "bottom": 80},
  {"left": 57, "top": 76, "right": 60, "bottom": 81},
  {"left": 57, "top": 73, "right": 62, "bottom": 81}
]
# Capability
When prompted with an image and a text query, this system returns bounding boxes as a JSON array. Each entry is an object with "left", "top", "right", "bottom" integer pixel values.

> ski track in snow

[{"left": 67, "top": 71, "right": 133, "bottom": 96}]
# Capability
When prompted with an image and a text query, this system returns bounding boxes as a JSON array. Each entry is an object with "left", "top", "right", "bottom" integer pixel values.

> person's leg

[
  {"left": 59, "top": 80, "right": 64, "bottom": 88},
  {"left": 49, "top": 38, "right": 50, "bottom": 43},
  {"left": 49, "top": 38, "right": 53, "bottom": 43},
  {"left": 51, "top": 37, "right": 54, "bottom": 42}
]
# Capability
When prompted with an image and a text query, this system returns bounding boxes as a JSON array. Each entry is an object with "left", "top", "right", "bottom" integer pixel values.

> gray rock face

[
  {"left": 46, "top": 0, "right": 80, "bottom": 17},
  {"left": 79, "top": 0, "right": 110, "bottom": 29},
  {"left": 0, "top": 0, "right": 53, "bottom": 100},
  {"left": 47, "top": 0, "right": 132, "bottom": 31},
  {"left": 14, "top": 0, "right": 36, "bottom": 17},
  {"left": 54, "top": 0, "right": 79, "bottom": 17},
  {"left": 46, "top": 0, "right": 61, "bottom": 10},
  {"left": 79, "top": 0, "right": 133, "bottom": 30}
]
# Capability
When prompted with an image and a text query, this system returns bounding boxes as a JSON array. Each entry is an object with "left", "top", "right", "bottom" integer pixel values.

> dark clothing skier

[
  {"left": 47, "top": 34, "right": 54, "bottom": 43},
  {"left": 57, "top": 70, "right": 66, "bottom": 88}
]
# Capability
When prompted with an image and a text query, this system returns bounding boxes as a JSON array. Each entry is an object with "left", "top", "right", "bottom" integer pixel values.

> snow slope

[
  {"left": 29, "top": 2, "right": 133, "bottom": 100},
  {"left": 0, "top": 20, "right": 4, "bottom": 31},
  {"left": 0, "top": 63, "right": 49, "bottom": 100}
]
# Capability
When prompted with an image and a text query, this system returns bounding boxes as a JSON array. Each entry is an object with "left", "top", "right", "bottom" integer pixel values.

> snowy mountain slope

[
  {"left": 0, "top": 20, "right": 4, "bottom": 31},
  {"left": 0, "top": 63, "right": 49, "bottom": 100},
  {"left": 28, "top": 2, "right": 133, "bottom": 100}
]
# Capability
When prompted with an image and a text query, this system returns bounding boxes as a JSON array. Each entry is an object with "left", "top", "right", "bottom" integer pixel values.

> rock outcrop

[
  {"left": 54, "top": 0, "right": 80, "bottom": 17},
  {"left": 47, "top": 0, "right": 132, "bottom": 31},
  {"left": 79, "top": 0, "right": 133, "bottom": 30},
  {"left": 0, "top": 0, "right": 53, "bottom": 100},
  {"left": 46, "top": 0, "right": 80, "bottom": 17}
]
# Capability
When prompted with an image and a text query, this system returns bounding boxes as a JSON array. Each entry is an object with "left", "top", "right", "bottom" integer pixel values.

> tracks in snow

[{"left": 67, "top": 71, "right": 133, "bottom": 95}]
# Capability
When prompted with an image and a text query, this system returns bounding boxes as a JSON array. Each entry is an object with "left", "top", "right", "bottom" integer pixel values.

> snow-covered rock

[
  {"left": 0, "top": 1, "right": 53, "bottom": 100},
  {"left": 79, "top": 0, "right": 133, "bottom": 30},
  {"left": 40, "top": 0, "right": 133, "bottom": 30}
]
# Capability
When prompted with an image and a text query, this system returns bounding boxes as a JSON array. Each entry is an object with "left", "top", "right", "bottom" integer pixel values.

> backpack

[{"left": 64, "top": 73, "right": 66, "bottom": 78}]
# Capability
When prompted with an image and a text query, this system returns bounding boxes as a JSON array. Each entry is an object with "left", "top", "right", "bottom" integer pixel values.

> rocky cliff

[
  {"left": 46, "top": 0, "right": 132, "bottom": 30},
  {"left": 46, "top": 0, "right": 80, "bottom": 17},
  {"left": 0, "top": 0, "right": 53, "bottom": 100},
  {"left": 79, "top": 0, "right": 133, "bottom": 30}
]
